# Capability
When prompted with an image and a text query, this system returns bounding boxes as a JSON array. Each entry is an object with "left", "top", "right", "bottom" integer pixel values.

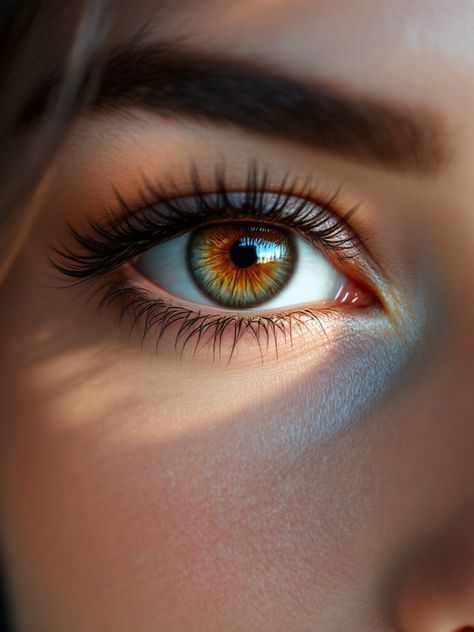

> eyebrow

[{"left": 28, "top": 44, "right": 448, "bottom": 176}]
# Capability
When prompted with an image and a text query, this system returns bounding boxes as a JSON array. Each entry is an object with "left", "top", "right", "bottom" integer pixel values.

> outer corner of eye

[{"left": 334, "top": 278, "right": 377, "bottom": 309}]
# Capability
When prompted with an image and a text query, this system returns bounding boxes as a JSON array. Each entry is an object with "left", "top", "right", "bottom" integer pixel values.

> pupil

[{"left": 230, "top": 241, "right": 258, "bottom": 269}]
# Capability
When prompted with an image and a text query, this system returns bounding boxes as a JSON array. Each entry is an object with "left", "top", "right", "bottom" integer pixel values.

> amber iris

[{"left": 188, "top": 221, "right": 296, "bottom": 308}]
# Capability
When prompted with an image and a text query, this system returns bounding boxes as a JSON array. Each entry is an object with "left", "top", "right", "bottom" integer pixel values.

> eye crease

[{"left": 51, "top": 166, "right": 379, "bottom": 360}]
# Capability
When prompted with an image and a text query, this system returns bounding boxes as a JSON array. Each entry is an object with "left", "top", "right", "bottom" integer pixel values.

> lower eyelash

[{"left": 96, "top": 280, "right": 333, "bottom": 363}]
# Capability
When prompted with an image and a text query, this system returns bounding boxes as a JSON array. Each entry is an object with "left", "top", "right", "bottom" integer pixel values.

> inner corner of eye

[{"left": 132, "top": 219, "right": 376, "bottom": 313}]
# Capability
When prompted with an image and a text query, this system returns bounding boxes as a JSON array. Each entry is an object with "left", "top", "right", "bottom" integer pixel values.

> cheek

[
  {"left": 0, "top": 320, "right": 405, "bottom": 631},
  {"left": 0, "top": 387, "right": 357, "bottom": 630},
  {"left": 1, "top": 361, "right": 473, "bottom": 632},
  {"left": 0, "top": 347, "right": 460, "bottom": 632}
]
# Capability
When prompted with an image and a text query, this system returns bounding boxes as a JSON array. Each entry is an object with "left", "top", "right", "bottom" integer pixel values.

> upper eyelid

[
  {"left": 158, "top": 191, "right": 363, "bottom": 255},
  {"left": 50, "top": 185, "right": 364, "bottom": 284},
  {"left": 123, "top": 165, "right": 363, "bottom": 250}
]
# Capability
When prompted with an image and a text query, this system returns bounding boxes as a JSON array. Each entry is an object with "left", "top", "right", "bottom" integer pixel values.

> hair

[
  {"left": 0, "top": 0, "right": 111, "bottom": 284},
  {"left": 0, "top": 2, "right": 112, "bottom": 627}
]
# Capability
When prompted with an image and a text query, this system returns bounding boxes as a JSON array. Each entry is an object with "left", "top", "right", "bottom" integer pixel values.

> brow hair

[{"left": 23, "top": 43, "right": 449, "bottom": 177}]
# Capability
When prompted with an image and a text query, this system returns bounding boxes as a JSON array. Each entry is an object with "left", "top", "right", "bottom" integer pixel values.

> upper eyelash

[{"left": 50, "top": 164, "right": 362, "bottom": 282}]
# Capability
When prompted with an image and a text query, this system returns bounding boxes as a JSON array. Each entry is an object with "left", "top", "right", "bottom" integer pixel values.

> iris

[{"left": 188, "top": 222, "right": 296, "bottom": 308}]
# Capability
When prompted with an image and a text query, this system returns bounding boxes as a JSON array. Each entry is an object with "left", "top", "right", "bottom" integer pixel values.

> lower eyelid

[{"left": 97, "top": 273, "right": 382, "bottom": 365}]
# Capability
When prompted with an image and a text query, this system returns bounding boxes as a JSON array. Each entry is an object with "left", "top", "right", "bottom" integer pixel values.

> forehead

[
  {"left": 129, "top": 0, "right": 474, "bottom": 53},
  {"left": 114, "top": 1, "right": 474, "bottom": 103}
]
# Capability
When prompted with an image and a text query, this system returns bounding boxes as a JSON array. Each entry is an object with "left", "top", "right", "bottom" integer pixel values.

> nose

[{"left": 397, "top": 522, "right": 474, "bottom": 632}]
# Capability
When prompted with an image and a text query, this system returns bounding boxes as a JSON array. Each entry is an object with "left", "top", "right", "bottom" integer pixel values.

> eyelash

[{"left": 51, "top": 165, "right": 373, "bottom": 361}]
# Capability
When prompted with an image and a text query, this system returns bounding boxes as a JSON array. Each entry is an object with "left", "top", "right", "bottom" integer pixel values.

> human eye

[{"left": 51, "top": 164, "right": 381, "bottom": 363}]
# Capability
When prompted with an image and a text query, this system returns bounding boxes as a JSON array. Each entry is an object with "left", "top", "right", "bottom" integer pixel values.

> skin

[{"left": 1, "top": 1, "right": 474, "bottom": 630}]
